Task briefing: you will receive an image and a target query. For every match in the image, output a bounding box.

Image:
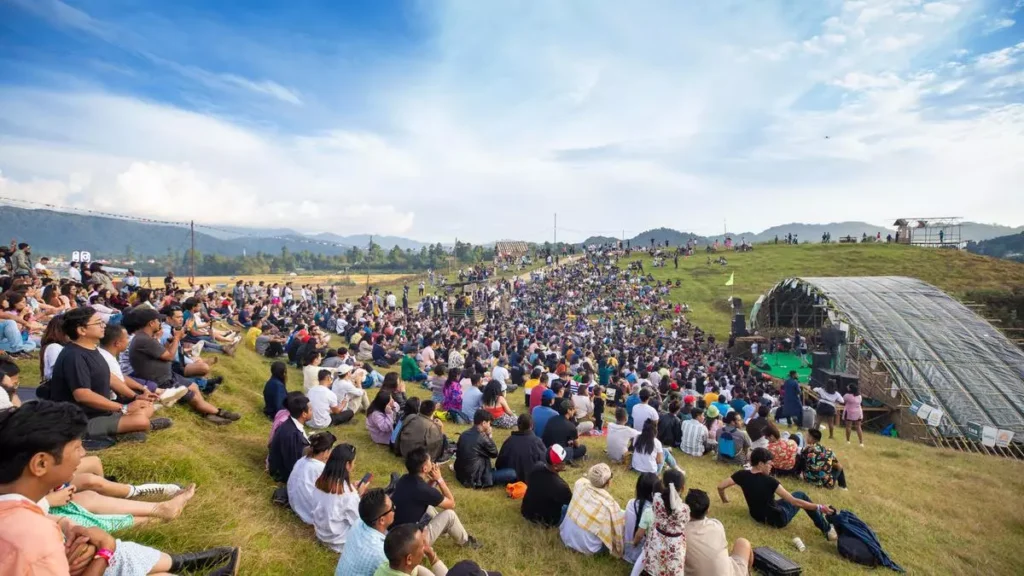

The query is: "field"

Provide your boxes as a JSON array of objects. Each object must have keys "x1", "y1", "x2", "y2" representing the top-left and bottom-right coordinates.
[
  {"x1": 627, "y1": 243, "x2": 1024, "y2": 337},
  {"x1": 15, "y1": 244, "x2": 1024, "y2": 575},
  {"x1": 153, "y1": 272, "x2": 420, "y2": 289}
]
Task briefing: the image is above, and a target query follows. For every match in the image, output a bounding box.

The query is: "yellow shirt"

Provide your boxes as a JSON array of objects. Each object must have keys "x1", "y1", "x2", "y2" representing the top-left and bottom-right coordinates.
[
  {"x1": 703, "y1": 392, "x2": 719, "y2": 406},
  {"x1": 244, "y1": 327, "x2": 262, "y2": 350},
  {"x1": 524, "y1": 378, "x2": 540, "y2": 392}
]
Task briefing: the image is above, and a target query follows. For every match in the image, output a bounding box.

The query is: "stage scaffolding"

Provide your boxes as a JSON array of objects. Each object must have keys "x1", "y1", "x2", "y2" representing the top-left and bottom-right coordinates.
[{"x1": 893, "y1": 217, "x2": 963, "y2": 249}]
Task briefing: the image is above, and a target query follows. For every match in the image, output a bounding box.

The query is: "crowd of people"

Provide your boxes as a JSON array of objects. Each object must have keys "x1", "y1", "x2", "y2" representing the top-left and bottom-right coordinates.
[{"x1": 0, "y1": 239, "x2": 903, "y2": 575}]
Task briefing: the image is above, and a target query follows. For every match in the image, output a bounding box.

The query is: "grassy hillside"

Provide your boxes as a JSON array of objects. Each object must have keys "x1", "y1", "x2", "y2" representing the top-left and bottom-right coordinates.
[
  {"x1": 629, "y1": 243, "x2": 1024, "y2": 337},
  {"x1": 11, "y1": 244, "x2": 1024, "y2": 576}
]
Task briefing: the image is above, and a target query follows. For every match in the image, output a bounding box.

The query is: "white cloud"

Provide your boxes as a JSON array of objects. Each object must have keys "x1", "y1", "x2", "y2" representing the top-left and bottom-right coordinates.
[
  {"x1": 1, "y1": 0, "x2": 1022, "y2": 242},
  {"x1": 983, "y1": 18, "x2": 1015, "y2": 33},
  {"x1": 975, "y1": 42, "x2": 1024, "y2": 70}
]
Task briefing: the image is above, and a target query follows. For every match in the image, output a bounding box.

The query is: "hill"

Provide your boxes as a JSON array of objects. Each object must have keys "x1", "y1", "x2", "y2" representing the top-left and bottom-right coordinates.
[
  {"x1": 10, "y1": 245, "x2": 1024, "y2": 575},
  {"x1": 309, "y1": 232, "x2": 427, "y2": 251},
  {"x1": 0, "y1": 206, "x2": 420, "y2": 258},
  {"x1": 967, "y1": 232, "x2": 1024, "y2": 263},
  {"x1": 584, "y1": 221, "x2": 1024, "y2": 248}
]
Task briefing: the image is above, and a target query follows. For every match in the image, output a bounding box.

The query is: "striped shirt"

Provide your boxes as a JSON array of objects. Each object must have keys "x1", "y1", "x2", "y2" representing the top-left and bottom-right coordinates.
[{"x1": 680, "y1": 419, "x2": 709, "y2": 457}]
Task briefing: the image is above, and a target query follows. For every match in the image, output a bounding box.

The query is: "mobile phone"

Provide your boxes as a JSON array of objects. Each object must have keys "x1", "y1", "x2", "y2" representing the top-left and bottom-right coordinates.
[{"x1": 359, "y1": 472, "x2": 373, "y2": 485}]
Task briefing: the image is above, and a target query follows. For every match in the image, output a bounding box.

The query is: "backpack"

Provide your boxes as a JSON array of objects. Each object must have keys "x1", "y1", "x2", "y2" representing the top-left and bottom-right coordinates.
[
  {"x1": 838, "y1": 534, "x2": 878, "y2": 567},
  {"x1": 718, "y1": 429, "x2": 737, "y2": 460}
]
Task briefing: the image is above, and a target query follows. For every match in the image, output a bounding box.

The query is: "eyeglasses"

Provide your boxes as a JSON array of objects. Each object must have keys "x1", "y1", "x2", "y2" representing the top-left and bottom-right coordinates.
[
  {"x1": 372, "y1": 504, "x2": 395, "y2": 522},
  {"x1": 86, "y1": 320, "x2": 107, "y2": 327}
]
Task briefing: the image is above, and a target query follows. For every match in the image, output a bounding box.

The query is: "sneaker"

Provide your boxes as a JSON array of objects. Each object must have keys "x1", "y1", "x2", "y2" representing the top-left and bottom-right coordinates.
[
  {"x1": 159, "y1": 386, "x2": 189, "y2": 407},
  {"x1": 216, "y1": 409, "x2": 241, "y2": 422},
  {"x1": 203, "y1": 377, "x2": 224, "y2": 396},
  {"x1": 149, "y1": 418, "x2": 173, "y2": 431},
  {"x1": 826, "y1": 526, "x2": 838, "y2": 542},
  {"x1": 133, "y1": 483, "x2": 182, "y2": 498},
  {"x1": 465, "y1": 535, "x2": 482, "y2": 550},
  {"x1": 204, "y1": 414, "x2": 232, "y2": 426}
]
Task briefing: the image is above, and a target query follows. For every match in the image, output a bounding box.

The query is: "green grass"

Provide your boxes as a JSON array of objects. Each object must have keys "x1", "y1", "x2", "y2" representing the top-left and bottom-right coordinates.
[
  {"x1": 626, "y1": 243, "x2": 1024, "y2": 337},
  {"x1": 14, "y1": 245, "x2": 1024, "y2": 575}
]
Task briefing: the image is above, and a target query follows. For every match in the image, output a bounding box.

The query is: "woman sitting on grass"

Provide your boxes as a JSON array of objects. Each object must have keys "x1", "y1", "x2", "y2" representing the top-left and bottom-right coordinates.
[
  {"x1": 366, "y1": 390, "x2": 398, "y2": 446},
  {"x1": 442, "y1": 368, "x2": 467, "y2": 424},
  {"x1": 287, "y1": 431, "x2": 337, "y2": 525},
  {"x1": 481, "y1": 379, "x2": 517, "y2": 428},
  {"x1": 263, "y1": 361, "x2": 288, "y2": 419},
  {"x1": 311, "y1": 444, "x2": 370, "y2": 553},
  {"x1": 624, "y1": 472, "x2": 659, "y2": 564}
]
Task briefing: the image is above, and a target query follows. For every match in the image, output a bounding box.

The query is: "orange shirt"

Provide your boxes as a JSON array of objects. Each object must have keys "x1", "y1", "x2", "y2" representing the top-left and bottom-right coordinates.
[{"x1": 0, "y1": 496, "x2": 70, "y2": 576}]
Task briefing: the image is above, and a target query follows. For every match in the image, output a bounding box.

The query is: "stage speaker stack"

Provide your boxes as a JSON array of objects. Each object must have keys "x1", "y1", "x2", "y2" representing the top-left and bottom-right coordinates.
[
  {"x1": 836, "y1": 373, "x2": 859, "y2": 395},
  {"x1": 811, "y1": 368, "x2": 828, "y2": 387},
  {"x1": 811, "y1": 351, "x2": 832, "y2": 370},
  {"x1": 732, "y1": 314, "x2": 747, "y2": 337}
]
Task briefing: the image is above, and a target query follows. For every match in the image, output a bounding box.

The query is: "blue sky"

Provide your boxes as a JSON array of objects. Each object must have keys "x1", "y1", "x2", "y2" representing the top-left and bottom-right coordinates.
[{"x1": 1, "y1": 0, "x2": 1022, "y2": 243}]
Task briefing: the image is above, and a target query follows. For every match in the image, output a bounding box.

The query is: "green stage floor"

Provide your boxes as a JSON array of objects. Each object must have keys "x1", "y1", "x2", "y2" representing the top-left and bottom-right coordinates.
[{"x1": 754, "y1": 351, "x2": 812, "y2": 383}]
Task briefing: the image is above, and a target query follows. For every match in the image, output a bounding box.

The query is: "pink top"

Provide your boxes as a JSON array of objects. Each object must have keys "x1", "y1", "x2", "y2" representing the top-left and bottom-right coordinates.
[{"x1": 843, "y1": 394, "x2": 863, "y2": 420}]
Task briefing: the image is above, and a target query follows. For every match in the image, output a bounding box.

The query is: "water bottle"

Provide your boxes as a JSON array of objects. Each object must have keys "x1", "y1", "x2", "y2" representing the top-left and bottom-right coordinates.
[{"x1": 792, "y1": 537, "x2": 806, "y2": 552}]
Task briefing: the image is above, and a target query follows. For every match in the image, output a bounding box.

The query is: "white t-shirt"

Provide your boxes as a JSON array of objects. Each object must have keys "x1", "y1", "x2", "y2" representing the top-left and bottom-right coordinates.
[
  {"x1": 631, "y1": 403, "x2": 659, "y2": 432},
  {"x1": 312, "y1": 485, "x2": 361, "y2": 553},
  {"x1": 97, "y1": 347, "x2": 123, "y2": 380},
  {"x1": 631, "y1": 438, "x2": 663, "y2": 473},
  {"x1": 814, "y1": 388, "x2": 845, "y2": 408},
  {"x1": 0, "y1": 387, "x2": 12, "y2": 410},
  {"x1": 43, "y1": 344, "x2": 64, "y2": 382},
  {"x1": 491, "y1": 365, "x2": 509, "y2": 386},
  {"x1": 308, "y1": 385, "x2": 339, "y2": 429},
  {"x1": 560, "y1": 513, "x2": 605, "y2": 555},
  {"x1": 332, "y1": 378, "x2": 365, "y2": 409},
  {"x1": 287, "y1": 457, "x2": 325, "y2": 525},
  {"x1": 606, "y1": 423, "x2": 640, "y2": 462}
]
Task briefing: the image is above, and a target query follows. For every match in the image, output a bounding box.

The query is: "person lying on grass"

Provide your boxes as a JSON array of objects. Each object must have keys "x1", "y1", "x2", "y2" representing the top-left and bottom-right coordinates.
[
  {"x1": 716, "y1": 447, "x2": 838, "y2": 541},
  {"x1": 0, "y1": 400, "x2": 241, "y2": 576}
]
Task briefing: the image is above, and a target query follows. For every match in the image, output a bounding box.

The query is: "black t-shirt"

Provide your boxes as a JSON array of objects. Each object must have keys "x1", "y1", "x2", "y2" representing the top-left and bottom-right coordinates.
[
  {"x1": 541, "y1": 415, "x2": 578, "y2": 449},
  {"x1": 48, "y1": 343, "x2": 112, "y2": 419},
  {"x1": 129, "y1": 332, "x2": 173, "y2": 385},
  {"x1": 521, "y1": 462, "x2": 573, "y2": 526},
  {"x1": 510, "y1": 366, "x2": 525, "y2": 386},
  {"x1": 391, "y1": 474, "x2": 444, "y2": 526},
  {"x1": 731, "y1": 470, "x2": 786, "y2": 526}
]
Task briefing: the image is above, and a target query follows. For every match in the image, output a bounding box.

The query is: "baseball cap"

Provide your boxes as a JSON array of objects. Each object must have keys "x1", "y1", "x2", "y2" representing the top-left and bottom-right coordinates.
[
  {"x1": 541, "y1": 389, "x2": 555, "y2": 401},
  {"x1": 548, "y1": 444, "x2": 567, "y2": 466}
]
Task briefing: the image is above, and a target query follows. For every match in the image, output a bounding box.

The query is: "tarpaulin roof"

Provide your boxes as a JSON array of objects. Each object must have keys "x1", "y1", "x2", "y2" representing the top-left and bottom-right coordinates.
[{"x1": 761, "y1": 276, "x2": 1024, "y2": 439}]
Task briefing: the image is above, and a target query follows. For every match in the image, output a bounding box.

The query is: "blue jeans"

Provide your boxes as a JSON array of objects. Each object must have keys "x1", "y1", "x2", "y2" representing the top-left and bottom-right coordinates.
[
  {"x1": 658, "y1": 448, "x2": 680, "y2": 473},
  {"x1": 492, "y1": 468, "x2": 517, "y2": 485},
  {"x1": 776, "y1": 491, "x2": 832, "y2": 537},
  {"x1": 0, "y1": 320, "x2": 35, "y2": 353}
]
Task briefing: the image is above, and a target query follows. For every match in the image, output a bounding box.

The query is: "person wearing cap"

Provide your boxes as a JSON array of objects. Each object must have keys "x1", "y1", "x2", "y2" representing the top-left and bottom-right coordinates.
[
  {"x1": 560, "y1": 463, "x2": 626, "y2": 558},
  {"x1": 521, "y1": 444, "x2": 573, "y2": 527},
  {"x1": 334, "y1": 364, "x2": 371, "y2": 414},
  {"x1": 531, "y1": 389, "x2": 559, "y2": 438}
]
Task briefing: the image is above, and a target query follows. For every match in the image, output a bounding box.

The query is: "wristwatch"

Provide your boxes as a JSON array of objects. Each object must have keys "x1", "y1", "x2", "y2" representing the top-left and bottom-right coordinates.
[{"x1": 120, "y1": 404, "x2": 129, "y2": 415}]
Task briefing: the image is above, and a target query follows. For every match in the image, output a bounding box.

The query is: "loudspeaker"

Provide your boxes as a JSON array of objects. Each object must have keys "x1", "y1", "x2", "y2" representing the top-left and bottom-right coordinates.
[
  {"x1": 822, "y1": 328, "x2": 846, "y2": 348},
  {"x1": 811, "y1": 351, "x2": 832, "y2": 370},
  {"x1": 811, "y1": 368, "x2": 827, "y2": 387},
  {"x1": 836, "y1": 373, "x2": 859, "y2": 395},
  {"x1": 732, "y1": 314, "x2": 747, "y2": 336}
]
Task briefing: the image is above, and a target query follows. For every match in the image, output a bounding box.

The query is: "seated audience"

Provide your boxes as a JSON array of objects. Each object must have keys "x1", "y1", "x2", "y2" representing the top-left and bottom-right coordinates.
[
  {"x1": 657, "y1": 399, "x2": 683, "y2": 449},
  {"x1": 716, "y1": 411, "x2": 752, "y2": 466},
  {"x1": 684, "y1": 489, "x2": 752, "y2": 576},
  {"x1": 766, "y1": 428, "x2": 801, "y2": 477},
  {"x1": 377, "y1": 523, "x2": 448, "y2": 576},
  {"x1": 531, "y1": 390, "x2": 559, "y2": 438},
  {"x1": 633, "y1": 469, "x2": 689, "y2": 576},
  {"x1": 481, "y1": 379, "x2": 517, "y2": 429},
  {"x1": 391, "y1": 448, "x2": 480, "y2": 548},
  {"x1": 263, "y1": 360, "x2": 288, "y2": 419},
  {"x1": 680, "y1": 407, "x2": 710, "y2": 457},
  {"x1": 623, "y1": 472, "x2": 659, "y2": 564},
  {"x1": 312, "y1": 444, "x2": 368, "y2": 553},
  {"x1": 397, "y1": 400, "x2": 449, "y2": 463},
  {"x1": 287, "y1": 431, "x2": 337, "y2": 524},
  {"x1": 269, "y1": 393, "x2": 312, "y2": 483},
  {"x1": 309, "y1": 368, "x2": 355, "y2": 429},
  {"x1": 521, "y1": 445, "x2": 573, "y2": 527},
  {"x1": 560, "y1": 463, "x2": 625, "y2": 558},
  {"x1": 801, "y1": 428, "x2": 847, "y2": 489},
  {"x1": 542, "y1": 398, "x2": 588, "y2": 464},
  {"x1": 496, "y1": 413, "x2": 547, "y2": 484},
  {"x1": 366, "y1": 390, "x2": 399, "y2": 446},
  {"x1": 716, "y1": 447, "x2": 837, "y2": 541},
  {"x1": 607, "y1": 407, "x2": 640, "y2": 463},
  {"x1": 455, "y1": 410, "x2": 516, "y2": 488},
  {"x1": 334, "y1": 488, "x2": 395, "y2": 576}
]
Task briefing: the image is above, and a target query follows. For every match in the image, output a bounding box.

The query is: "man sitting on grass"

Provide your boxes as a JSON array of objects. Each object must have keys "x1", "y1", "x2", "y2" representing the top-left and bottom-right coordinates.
[
  {"x1": 684, "y1": 488, "x2": 752, "y2": 576},
  {"x1": 46, "y1": 307, "x2": 163, "y2": 439},
  {"x1": 335, "y1": 488, "x2": 397, "y2": 576},
  {"x1": 521, "y1": 444, "x2": 573, "y2": 527},
  {"x1": 375, "y1": 523, "x2": 448, "y2": 576},
  {"x1": 308, "y1": 369, "x2": 355, "y2": 429},
  {"x1": 495, "y1": 413, "x2": 547, "y2": 484},
  {"x1": 391, "y1": 448, "x2": 480, "y2": 549},
  {"x1": 716, "y1": 447, "x2": 837, "y2": 541},
  {"x1": 454, "y1": 410, "x2": 516, "y2": 489},
  {"x1": 128, "y1": 308, "x2": 239, "y2": 426},
  {"x1": 269, "y1": 393, "x2": 313, "y2": 483}
]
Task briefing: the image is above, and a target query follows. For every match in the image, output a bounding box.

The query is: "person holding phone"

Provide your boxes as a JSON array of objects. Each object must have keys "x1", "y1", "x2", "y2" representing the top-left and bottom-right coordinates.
[
  {"x1": 311, "y1": 444, "x2": 370, "y2": 553},
  {"x1": 391, "y1": 448, "x2": 481, "y2": 549}
]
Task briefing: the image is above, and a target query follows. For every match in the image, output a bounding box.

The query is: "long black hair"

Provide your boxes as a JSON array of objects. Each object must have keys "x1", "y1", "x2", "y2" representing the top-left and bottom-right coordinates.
[
  {"x1": 635, "y1": 418, "x2": 658, "y2": 455},
  {"x1": 660, "y1": 469, "x2": 685, "y2": 515},
  {"x1": 270, "y1": 361, "x2": 287, "y2": 384},
  {"x1": 482, "y1": 380, "x2": 504, "y2": 406},
  {"x1": 367, "y1": 389, "x2": 393, "y2": 417},
  {"x1": 633, "y1": 472, "x2": 659, "y2": 534},
  {"x1": 315, "y1": 443, "x2": 357, "y2": 495}
]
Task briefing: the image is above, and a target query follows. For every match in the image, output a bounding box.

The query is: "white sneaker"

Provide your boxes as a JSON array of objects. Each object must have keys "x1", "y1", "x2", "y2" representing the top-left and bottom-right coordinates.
[
  {"x1": 859, "y1": 443, "x2": 865, "y2": 448},
  {"x1": 134, "y1": 483, "x2": 182, "y2": 498},
  {"x1": 827, "y1": 526, "x2": 838, "y2": 542},
  {"x1": 159, "y1": 386, "x2": 189, "y2": 407}
]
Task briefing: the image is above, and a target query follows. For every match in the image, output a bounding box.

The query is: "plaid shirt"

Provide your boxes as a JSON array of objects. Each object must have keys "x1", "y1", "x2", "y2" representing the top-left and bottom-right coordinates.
[
  {"x1": 680, "y1": 419, "x2": 709, "y2": 457},
  {"x1": 566, "y1": 478, "x2": 626, "y2": 558}
]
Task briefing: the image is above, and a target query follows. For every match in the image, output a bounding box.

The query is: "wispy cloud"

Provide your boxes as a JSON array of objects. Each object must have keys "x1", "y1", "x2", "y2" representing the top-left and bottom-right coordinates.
[{"x1": 0, "y1": 0, "x2": 1022, "y2": 241}]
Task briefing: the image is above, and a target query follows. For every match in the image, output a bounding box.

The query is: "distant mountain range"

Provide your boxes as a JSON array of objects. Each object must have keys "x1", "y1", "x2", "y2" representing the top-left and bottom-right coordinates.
[
  {"x1": 2, "y1": 205, "x2": 1021, "y2": 261},
  {"x1": 0, "y1": 206, "x2": 429, "y2": 258},
  {"x1": 967, "y1": 232, "x2": 1024, "y2": 263},
  {"x1": 584, "y1": 221, "x2": 1024, "y2": 247}
]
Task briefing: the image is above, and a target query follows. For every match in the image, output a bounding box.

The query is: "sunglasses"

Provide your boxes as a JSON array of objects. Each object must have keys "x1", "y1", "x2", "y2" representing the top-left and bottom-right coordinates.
[{"x1": 372, "y1": 504, "x2": 396, "y2": 522}]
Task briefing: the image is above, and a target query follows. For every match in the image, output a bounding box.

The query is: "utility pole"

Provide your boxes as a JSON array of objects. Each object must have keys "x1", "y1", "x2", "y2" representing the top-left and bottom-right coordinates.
[
  {"x1": 366, "y1": 235, "x2": 372, "y2": 290},
  {"x1": 189, "y1": 220, "x2": 195, "y2": 284},
  {"x1": 554, "y1": 213, "x2": 557, "y2": 247}
]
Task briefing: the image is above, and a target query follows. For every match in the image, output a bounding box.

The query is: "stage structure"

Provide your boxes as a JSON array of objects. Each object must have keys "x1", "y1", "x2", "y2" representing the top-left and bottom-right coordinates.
[
  {"x1": 750, "y1": 276, "x2": 1024, "y2": 458},
  {"x1": 892, "y1": 217, "x2": 963, "y2": 248},
  {"x1": 494, "y1": 241, "x2": 530, "y2": 263}
]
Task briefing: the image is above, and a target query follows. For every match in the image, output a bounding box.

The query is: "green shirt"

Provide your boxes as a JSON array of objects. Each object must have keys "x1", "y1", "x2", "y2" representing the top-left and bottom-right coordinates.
[
  {"x1": 373, "y1": 563, "x2": 408, "y2": 576},
  {"x1": 401, "y1": 355, "x2": 422, "y2": 380}
]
